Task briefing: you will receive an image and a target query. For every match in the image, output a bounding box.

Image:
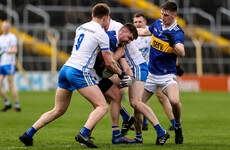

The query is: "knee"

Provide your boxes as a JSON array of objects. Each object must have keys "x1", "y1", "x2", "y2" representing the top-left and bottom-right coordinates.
[
  {"x1": 8, "y1": 84, "x2": 14, "y2": 91},
  {"x1": 53, "y1": 107, "x2": 67, "y2": 117},
  {"x1": 170, "y1": 98, "x2": 181, "y2": 107},
  {"x1": 130, "y1": 100, "x2": 139, "y2": 109},
  {"x1": 110, "y1": 91, "x2": 122, "y2": 103},
  {"x1": 101, "y1": 104, "x2": 109, "y2": 114}
]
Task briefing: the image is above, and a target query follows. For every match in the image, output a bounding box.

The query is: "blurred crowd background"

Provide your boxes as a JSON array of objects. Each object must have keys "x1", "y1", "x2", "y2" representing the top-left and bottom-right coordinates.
[{"x1": 0, "y1": 0, "x2": 229, "y2": 75}]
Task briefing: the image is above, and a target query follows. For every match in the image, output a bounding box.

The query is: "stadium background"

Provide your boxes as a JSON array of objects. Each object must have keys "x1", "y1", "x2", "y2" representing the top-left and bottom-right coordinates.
[
  {"x1": 0, "y1": 1, "x2": 230, "y2": 150},
  {"x1": 0, "y1": 0, "x2": 230, "y2": 91}
]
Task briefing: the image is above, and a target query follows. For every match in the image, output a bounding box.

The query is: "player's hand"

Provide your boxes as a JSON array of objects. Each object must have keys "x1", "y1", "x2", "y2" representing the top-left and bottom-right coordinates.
[
  {"x1": 176, "y1": 65, "x2": 184, "y2": 77},
  {"x1": 120, "y1": 75, "x2": 135, "y2": 88},
  {"x1": 165, "y1": 33, "x2": 175, "y2": 47},
  {"x1": 102, "y1": 68, "x2": 114, "y2": 78}
]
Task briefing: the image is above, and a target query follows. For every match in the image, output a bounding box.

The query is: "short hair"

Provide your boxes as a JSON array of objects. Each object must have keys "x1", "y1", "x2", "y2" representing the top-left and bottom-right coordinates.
[
  {"x1": 92, "y1": 3, "x2": 110, "y2": 19},
  {"x1": 2, "y1": 20, "x2": 11, "y2": 25},
  {"x1": 133, "y1": 12, "x2": 146, "y2": 20},
  {"x1": 161, "y1": 1, "x2": 178, "y2": 12},
  {"x1": 121, "y1": 23, "x2": 138, "y2": 40}
]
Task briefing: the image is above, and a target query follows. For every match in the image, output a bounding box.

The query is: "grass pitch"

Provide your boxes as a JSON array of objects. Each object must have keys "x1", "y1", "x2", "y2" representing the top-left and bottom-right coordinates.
[{"x1": 0, "y1": 91, "x2": 230, "y2": 149}]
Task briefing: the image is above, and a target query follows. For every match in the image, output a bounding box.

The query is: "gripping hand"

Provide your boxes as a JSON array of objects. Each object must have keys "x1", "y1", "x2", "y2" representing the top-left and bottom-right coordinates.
[
  {"x1": 120, "y1": 75, "x2": 135, "y2": 88},
  {"x1": 176, "y1": 65, "x2": 184, "y2": 77},
  {"x1": 165, "y1": 33, "x2": 175, "y2": 47}
]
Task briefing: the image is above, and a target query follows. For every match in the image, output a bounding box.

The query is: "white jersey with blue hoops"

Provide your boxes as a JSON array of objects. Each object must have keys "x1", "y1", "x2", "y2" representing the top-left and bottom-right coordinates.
[
  {"x1": 65, "y1": 21, "x2": 110, "y2": 72},
  {"x1": 108, "y1": 19, "x2": 146, "y2": 68},
  {"x1": 133, "y1": 26, "x2": 151, "y2": 64},
  {"x1": 0, "y1": 32, "x2": 17, "y2": 66}
]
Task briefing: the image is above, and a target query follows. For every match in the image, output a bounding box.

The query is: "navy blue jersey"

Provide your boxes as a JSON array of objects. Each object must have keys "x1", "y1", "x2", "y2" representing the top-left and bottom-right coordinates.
[
  {"x1": 148, "y1": 19, "x2": 184, "y2": 75},
  {"x1": 106, "y1": 31, "x2": 118, "y2": 53}
]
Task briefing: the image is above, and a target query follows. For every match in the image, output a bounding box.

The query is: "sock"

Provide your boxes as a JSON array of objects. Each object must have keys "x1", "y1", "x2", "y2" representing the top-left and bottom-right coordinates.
[
  {"x1": 135, "y1": 132, "x2": 142, "y2": 140},
  {"x1": 112, "y1": 126, "x2": 121, "y2": 137},
  {"x1": 14, "y1": 101, "x2": 20, "y2": 108},
  {"x1": 80, "y1": 126, "x2": 91, "y2": 136},
  {"x1": 120, "y1": 108, "x2": 130, "y2": 122},
  {"x1": 143, "y1": 116, "x2": 147, "y2": 126},
  {"x1": 4, "y1": 99, "x2": 10, "y2": 106},
  {"x1": 175, "y1": 122, "x2": 181, "y2": 128},
  {"x1": 170, "y1": 119, "x2": 175, "y2": 127},
  {"x1": 154, "y1": 124, "x2": 165, "y2": 137},
  {"x1": 26, "y1": 126, "x2": 37, "y2": 138}
]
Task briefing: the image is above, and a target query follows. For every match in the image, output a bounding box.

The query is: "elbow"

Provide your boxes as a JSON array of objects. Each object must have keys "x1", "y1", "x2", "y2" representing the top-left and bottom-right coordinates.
[
  {"x1": 179, "y1": 52, "x2": 185, "y2": 58},
  {"x1": 104, "y1": 60, "x2": 113, "y2": 68}
]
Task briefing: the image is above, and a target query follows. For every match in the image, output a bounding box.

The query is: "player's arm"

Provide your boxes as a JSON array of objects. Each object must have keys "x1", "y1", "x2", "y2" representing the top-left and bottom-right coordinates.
[
  {"x1": 101, "y1": 50, "x2": 122, "y2": 76},
  {"x1": 5, "y1": 45, "x2": 18, "y2": 54},
  {"x1": 137, "y1": 28, "x2": 151, "y2": 36},
  {"x1": 165, "y1": 33, "x2": 185, "y2": 58},
  {"x1": 118, "y1": 58, "x2": 133, "y2": 76},
  {"x1": 113, "y1": 46, "x2": 125, "y2": 61},
  {"x1": 174, "y1": 43, "x2": 185, "y2": 58}
]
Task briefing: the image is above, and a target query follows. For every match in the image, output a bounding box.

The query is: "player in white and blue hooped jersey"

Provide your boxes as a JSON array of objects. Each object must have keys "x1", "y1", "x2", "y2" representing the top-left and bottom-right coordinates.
[
  {"x1": 137, "y1": 1, "x2": 185, "y2": 145},
  {"x1": 105, "y1": 18, "x2": 171, "y2": 144},
  {"x1": 0, "y1": 20, "x2": 21, "y2": 112},
  {"x1": 19, "y1": 4, "x2": 122, "y2": 148},
  {"x1": 89, "y1": 23, "x2": 138, "y2": 144}
]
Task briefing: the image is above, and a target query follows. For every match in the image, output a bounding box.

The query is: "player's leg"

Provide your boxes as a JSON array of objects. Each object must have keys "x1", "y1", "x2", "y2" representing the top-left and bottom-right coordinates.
[
  {"x1": 156, "y1": 88, "x2": 175, "y2": 130},
  {"x1": 6, "y1": 74, "x2": 21, "y2": 112},
  {"x1": 19, "y1": 87, "x2": 73, "y2": 146},
  {"x1": 129, "y1": 81, "x2": 169, "y2": 145},
  {"x1": 75, "y1": 85, "x2": 108, "y2": 148},
  {"x1": 104, "y1": 84, "x2": 135, "y2": 144},
  {"x1": 78, "y1": 85, "x2": 108, "y2": 129},
  {"x1": 109, "y1": 75, "x2": 135, "y2": 135},
  {"x1": 163, "y1": 83, "x2": 183, "y2": 144},
  {"x1": 142, "y1": 101, "x2": 149, "y2": 130},
  {"x1": 0, "y1": 74, "x2": 12, "y2": 112}
]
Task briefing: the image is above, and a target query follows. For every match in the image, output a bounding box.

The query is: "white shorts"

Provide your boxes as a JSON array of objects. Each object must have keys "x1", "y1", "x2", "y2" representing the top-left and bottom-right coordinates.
[{"x1": 145, "y1": 73, "x2": 178, "y2": 93}]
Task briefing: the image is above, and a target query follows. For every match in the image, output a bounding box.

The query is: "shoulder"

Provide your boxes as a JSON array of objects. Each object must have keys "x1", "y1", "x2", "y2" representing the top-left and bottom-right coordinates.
[
  {"x1": 109, "y1": 20, "x2": 123, "y2": 31},
  {"x1": 172, "y1": 25, "x2": 184, "y2": 33},
  {"x1": 9, "y1": 33, "x2": 17, "y2": 39},
  {"x1": 149, "y1": 19, "x2": 162, "y2": 30}
]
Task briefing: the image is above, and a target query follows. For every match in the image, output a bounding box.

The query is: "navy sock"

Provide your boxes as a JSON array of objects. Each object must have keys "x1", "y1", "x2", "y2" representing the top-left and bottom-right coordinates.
[
  {"x1": 175, "y1": 122, "x2": 181, "y2": 128},
  {"x1": 154, "y1": 124, "x2": 165, "y2": 137},
  {"x1": 26, "y1": 126, "x2": 37, "y2": 138},
  {"x1": 143, "y1": 116, "x2": 147, "y2": 126},
  {"x1": 14, "y1": 101, "x2": 20, "y2": 108},
  {"x1": 4, "y1": 99, "x2": 10, "y2": 106},
  {"x1": 120, "y1": 108, "x2": 130, "y2": 122},
  {"x1": 80, "y1": 126, "x2": 91, "y2": 136},
  {"x1": 112, "y1": 126, "x2": 121, "y2": 137},
  {"x1": 135, "y1": 132, "x2": 142, "y2": 140},
  {"x1": 170, "y1": 119, "x2": 175, "y2": 127}
]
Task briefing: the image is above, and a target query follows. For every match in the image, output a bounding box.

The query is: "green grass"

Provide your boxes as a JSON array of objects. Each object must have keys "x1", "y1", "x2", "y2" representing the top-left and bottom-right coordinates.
[{"x1": 0, "y1": 91, "x2": 230, "y2": 149}]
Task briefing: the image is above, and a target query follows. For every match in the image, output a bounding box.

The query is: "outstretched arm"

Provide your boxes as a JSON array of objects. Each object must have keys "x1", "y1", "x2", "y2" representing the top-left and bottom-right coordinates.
[{"x1": 137, "y1": 28, "x2": 152, "y2": 36}]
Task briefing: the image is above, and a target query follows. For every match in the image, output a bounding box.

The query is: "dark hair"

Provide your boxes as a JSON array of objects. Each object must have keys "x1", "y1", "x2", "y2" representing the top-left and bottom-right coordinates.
[
  {"x1": 133, "y1": 12, "x2": 146, "y2": 20},
  {"x1": 161, "y1": 1, "x2": 178, "y2": 12},
  {"x1": 92, "y1": 3, "x2": 110, "y2": 19},
  {"x1": 122, "y1": 23, "x2": 138, "y2": 40}
]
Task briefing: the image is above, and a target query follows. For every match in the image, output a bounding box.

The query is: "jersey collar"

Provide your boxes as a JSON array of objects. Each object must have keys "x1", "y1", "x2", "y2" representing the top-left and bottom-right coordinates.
[
  {"x1": 162, "y1": 20, "x2": 177, "y2": 31},
  {"x1": 90, "y1": 21, "x2": 103, "y2": 29}
]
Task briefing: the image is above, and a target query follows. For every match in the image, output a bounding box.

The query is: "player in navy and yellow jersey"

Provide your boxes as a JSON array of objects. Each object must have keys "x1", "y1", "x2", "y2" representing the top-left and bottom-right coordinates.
[
  {"x1": 137, "y1": 1, "x2": 184, "y2": 144},
  {"x1": 105, "y1": 17, "x2": 170, "y2": 145}
]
